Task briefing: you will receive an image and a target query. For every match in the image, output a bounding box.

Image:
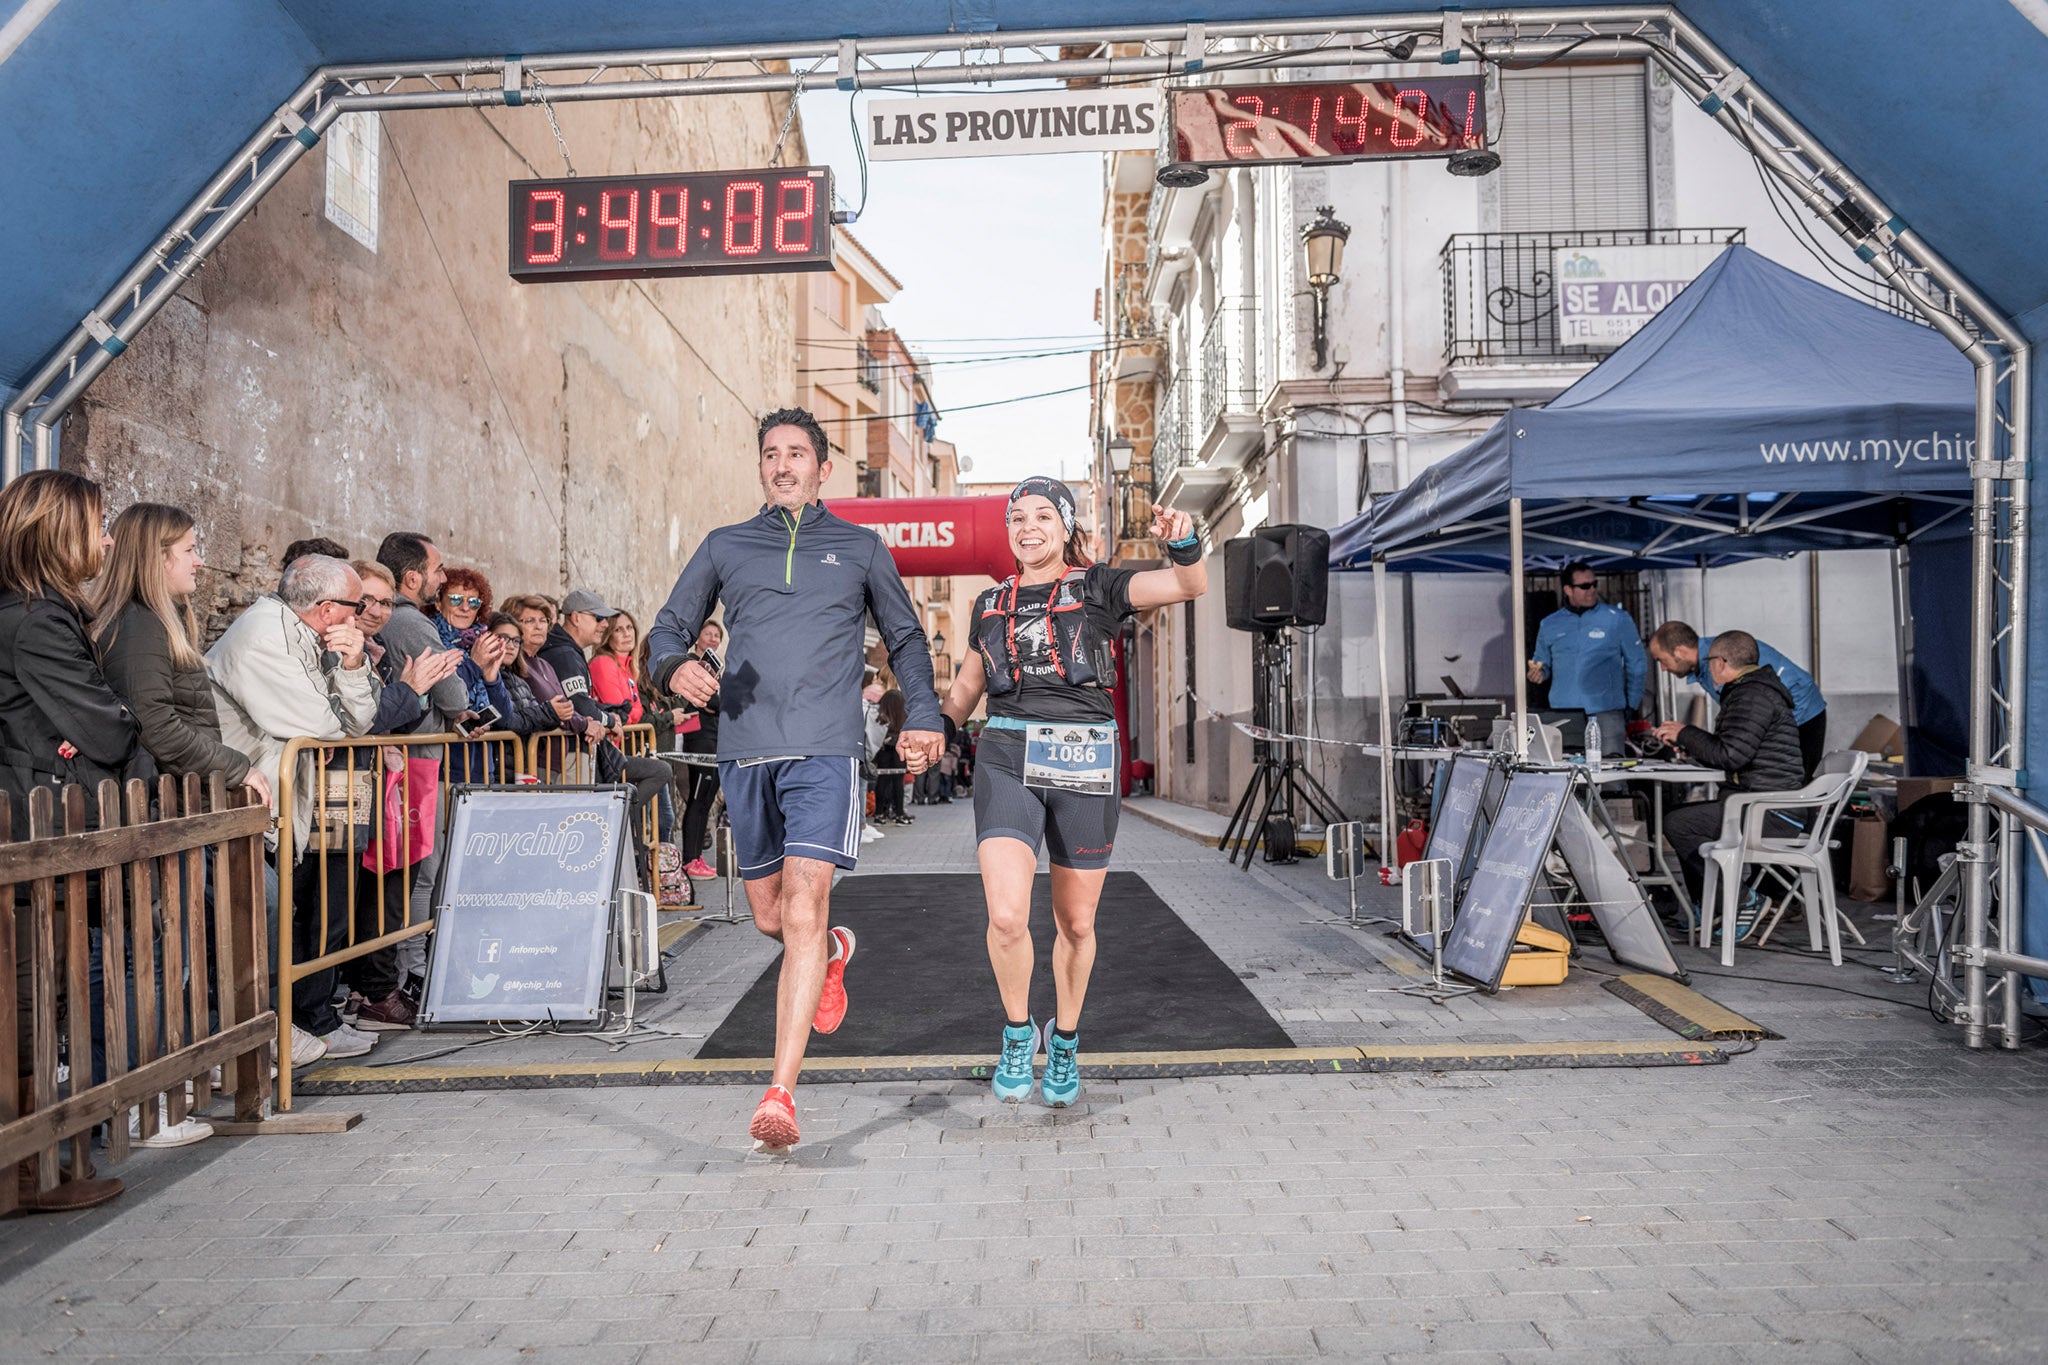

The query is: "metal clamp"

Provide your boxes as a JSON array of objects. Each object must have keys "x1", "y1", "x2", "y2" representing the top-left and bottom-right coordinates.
[
  {"x1": 276, "y1": 104, "x2": 320, "y2": 148},
  {"x1": 502, "y1": 58, "x2": 525, "y2": 105},
  {"x1": 1698, "y1": 66, "x2": 1750, "y2": 116},
  {"x1": 1181, "y1": 23, "x2": 1205, "y2": 72},
  {"x1": 81, "y1": 310, "x2": 125, "y2": 358},
  {"x1": 1439, "y1": 9, "x2": 1463, "y2": 63},
  {"x1": 1970, "y1": 460, "x2": 2031, "y2": 482},
  {"x1": 836, "y1": 38, "x2": 858, "y2": 90}
]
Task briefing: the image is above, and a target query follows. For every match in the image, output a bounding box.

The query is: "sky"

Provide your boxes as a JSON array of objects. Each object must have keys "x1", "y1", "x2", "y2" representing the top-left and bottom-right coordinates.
[{"x1": 797, "y1": 88, "x2": 1104, "y2": 487}]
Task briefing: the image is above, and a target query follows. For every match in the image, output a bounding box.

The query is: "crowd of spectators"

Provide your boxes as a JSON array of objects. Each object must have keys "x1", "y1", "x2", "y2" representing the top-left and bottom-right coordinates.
[{"x1": 0, "y1": 470, "x2": 728, "y2": 1209}]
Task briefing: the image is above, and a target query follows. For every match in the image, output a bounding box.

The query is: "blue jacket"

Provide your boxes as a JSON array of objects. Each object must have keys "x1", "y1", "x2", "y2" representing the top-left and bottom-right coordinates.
[
  {"x1": 1533, "y1": 601, "x2": 1646, "y2": 714},
  {"x1": 1694, "y1": 634, "x2": 1826, "y2": 726},
  {"x1": 646, "y1": 502, "x2": 942, "y2": 761}
]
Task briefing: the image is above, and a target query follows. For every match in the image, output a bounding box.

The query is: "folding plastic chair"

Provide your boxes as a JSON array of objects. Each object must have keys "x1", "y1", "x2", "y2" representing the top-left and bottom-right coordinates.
[{"x1": 1698, "y1": 750, "x2": 1869, "y2": 967}]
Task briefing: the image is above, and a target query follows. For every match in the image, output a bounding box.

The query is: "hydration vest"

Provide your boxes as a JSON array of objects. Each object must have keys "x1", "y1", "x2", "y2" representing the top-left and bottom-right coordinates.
[{"x1": 974, "y1": 567, "x2": 1116, "y2": 697}]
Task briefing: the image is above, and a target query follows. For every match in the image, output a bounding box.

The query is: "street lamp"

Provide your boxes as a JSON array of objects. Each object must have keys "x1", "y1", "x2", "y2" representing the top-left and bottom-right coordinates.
[
  {"x1": 931, "y1": 630, "x2": 947, "y2": 656},
  {"x1": 1106, "y1": 437, "x2": 1135, "y2": 474},
  {"x1": 1300, "y1": 205, "x2": 1351, "y2": 371}
]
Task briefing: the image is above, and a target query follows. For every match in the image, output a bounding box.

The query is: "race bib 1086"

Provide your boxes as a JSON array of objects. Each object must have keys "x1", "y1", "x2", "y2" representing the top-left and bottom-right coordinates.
[{"x1": 1023, "y1": 723, "x2": 1116, "y2": 795}]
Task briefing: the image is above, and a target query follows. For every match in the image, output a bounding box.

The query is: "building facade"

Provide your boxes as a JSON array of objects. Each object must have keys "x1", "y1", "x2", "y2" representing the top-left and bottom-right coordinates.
[
  {"x1": 796, "y1": 228, "x2": 962, "y2": 683},
  {"x1": 1094, "y1": 50, "x2": 1910, "y2": 820},
  {"x1": 68, "y1": 90, "x2": 811, "y2": 635}
]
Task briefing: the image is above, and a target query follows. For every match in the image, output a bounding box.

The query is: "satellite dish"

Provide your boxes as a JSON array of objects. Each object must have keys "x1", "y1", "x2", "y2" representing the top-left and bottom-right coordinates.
[{"x1": 959, "y1": 454, "x2": 974, "y2": 473}]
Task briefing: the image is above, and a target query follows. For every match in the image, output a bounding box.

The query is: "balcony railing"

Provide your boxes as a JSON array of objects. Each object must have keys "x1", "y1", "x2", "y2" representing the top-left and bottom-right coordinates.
[
  {"x1": 1198, "y1": 302, "x2": 1260, "y2": 437},
  {"x1": 1441, "y1": 228, "x2": 1745, "y2": 365},
  {"x1": 856, "y1": 340, "x2": 881, "y2": 392},
  {"x1": 1153, "y1": 370, "x2": 1189, "y2": 486},
  {"x1": 1118, "y1": 475, "x2": 1157, "y2": 543}
]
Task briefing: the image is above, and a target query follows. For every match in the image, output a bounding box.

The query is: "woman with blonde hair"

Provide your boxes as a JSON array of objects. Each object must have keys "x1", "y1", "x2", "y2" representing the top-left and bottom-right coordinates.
[
  {"x1": 0, "y1": 469, "x2": 136, "y2": 1212},
  {"x1": 94, "y1": 503, "x2": 270, "y2": 806}
]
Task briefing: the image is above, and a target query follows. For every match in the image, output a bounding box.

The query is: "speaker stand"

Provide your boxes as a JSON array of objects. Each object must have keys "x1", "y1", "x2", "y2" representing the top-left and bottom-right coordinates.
[{"x1": 1220, "y1": 629, "x2": 1353, "y2": 870}]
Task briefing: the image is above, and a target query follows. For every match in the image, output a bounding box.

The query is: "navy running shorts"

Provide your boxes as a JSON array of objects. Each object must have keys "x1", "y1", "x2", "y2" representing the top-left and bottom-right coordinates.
[
  {"x1": 972, "y1": 728, "x2": 1120, "y2": 870},
  {"x1": 717, "y1": 755, "x2": 865, "y2": 880}
]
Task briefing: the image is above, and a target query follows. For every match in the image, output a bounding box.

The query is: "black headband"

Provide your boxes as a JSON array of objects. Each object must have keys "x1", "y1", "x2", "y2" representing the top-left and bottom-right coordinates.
[{"x1": 1008, "y1": 476, "x2": 1076, "y2": 534}]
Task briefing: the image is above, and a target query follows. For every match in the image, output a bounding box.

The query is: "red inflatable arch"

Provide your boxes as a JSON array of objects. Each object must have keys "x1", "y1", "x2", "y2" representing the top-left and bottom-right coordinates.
[{"x1": 827, "y1": 496, "x2": 1015, "y2": 581}]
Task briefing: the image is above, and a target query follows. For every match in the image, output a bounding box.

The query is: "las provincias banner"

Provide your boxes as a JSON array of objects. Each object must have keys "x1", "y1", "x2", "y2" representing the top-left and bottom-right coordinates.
[{"x1": 864, "y1": 89, "x2": 1160, "y2": 161}]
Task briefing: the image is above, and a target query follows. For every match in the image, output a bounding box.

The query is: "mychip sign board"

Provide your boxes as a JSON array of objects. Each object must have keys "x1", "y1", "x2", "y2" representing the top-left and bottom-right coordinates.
[
  {"x1": 1441, "y1": 769, "x2": 1572, "y2": 991},
  {"x1": 421, "y1": 787, "x2": 631, "y2": 1027},
  {"x1": 1554, "y1": 241, "x2": 1730, "y2": 349}
]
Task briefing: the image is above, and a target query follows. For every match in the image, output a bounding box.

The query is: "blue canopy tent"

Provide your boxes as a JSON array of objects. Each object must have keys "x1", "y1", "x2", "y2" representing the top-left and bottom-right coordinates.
[
  {"x1": 2, "y1": 0, "x2": 2043, "y2": 1029},
  {"x1": 1335, "y1": 245, "x2": 1975, "y2": 573},
  {"x1": 1328, "y1": 243, "x2": 1977, "y2": 871}
]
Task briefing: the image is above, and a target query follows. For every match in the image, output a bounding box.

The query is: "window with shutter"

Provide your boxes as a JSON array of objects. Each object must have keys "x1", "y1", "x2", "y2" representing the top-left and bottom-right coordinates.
[{"x1": 1497, "y1": 67, "x2": 1649, "y2": 231}]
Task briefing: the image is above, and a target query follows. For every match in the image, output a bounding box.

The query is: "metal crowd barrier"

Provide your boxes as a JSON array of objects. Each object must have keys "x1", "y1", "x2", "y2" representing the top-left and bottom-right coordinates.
[
  {"x1": 1, "y1": 775, "x2": 275, "y2": 1211},
  {"x1": 275, "y1": 729, "x2": 523, "y2": 1108},
  {"x1": 275, "y1": 723, "x2": 720, "y2": 1106}
]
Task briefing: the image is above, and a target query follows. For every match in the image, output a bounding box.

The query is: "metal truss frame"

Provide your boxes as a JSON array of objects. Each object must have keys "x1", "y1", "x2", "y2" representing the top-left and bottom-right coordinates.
[{"x1": 0, "y1": 6, "x2": 2033, "y2": 1045}]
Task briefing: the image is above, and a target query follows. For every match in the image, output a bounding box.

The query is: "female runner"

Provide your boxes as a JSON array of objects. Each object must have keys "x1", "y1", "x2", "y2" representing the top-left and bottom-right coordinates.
[{"x1": 940, "y1": 477, "x2": 1206, "y2": 1106}]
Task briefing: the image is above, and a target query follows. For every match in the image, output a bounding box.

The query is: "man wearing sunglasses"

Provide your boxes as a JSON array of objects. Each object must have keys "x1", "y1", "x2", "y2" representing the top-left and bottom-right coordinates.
[{"x1": 1526, "y1": 561, "x2": 1647, "y2": 759}]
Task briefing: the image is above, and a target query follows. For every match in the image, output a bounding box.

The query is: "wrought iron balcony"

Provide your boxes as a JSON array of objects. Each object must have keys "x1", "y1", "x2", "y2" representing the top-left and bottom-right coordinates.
[
  {"x1": 856, "y1": 340, "x2": 881, "y2": 392},
  {"x1": 1153, "y1": 369, "x2": 1189, "y2": 487},
  {"x1": 1441, "y1": 228, "x2": 1745, "y2": 365},
  {"x1": 1198, "y1": 303, "x2": 1260, "y2": 438},
  {"x1": 1118, "y1": 475, "x2": 1157, "y2": 544}
]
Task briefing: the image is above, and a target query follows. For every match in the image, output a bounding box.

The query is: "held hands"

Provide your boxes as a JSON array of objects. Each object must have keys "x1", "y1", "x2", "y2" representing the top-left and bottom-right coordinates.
[
  {"x1": 548, "y1": 694, "x2": 576, "y2": 724},
  {"x1": 323, "y1": 622, "x2": 366, "y2": 670},
  {"x1": 897, "y1": 729, "x2": 944, "y2": 774},
  {"x1": 400, "y1": 647, "x2": 462, "y2": 695},
  {"x1": 1150, "y1": 505, "x2": 1195, "y2": 544},
  {"x1": 668, "y1": 659, "x2": 719, "y2": 707}
]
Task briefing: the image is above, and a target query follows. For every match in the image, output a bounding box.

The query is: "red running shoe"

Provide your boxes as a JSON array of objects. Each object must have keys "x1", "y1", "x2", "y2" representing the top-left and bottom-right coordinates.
[
  {"x1": 812, "y1": 926, "x2": 856, "y2": 1034},
  {"x1": 749, "y1": 1084, "x2": 799, "y2": 1151}
]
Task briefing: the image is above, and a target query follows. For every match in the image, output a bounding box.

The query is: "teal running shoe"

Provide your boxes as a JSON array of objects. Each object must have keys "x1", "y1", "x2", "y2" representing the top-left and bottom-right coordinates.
[
  {"x1": 992, "y1": 1019, "x2": 1038, "y2": 1103},
  {"x1": 1041, "y1": 1029, "x2": 1081, "y2": 1108}
]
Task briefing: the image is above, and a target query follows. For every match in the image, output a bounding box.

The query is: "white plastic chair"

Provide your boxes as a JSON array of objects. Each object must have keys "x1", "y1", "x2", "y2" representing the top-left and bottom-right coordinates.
[{"x1": 1697, "y1": 750, "x2": 1869, "y2": 966}]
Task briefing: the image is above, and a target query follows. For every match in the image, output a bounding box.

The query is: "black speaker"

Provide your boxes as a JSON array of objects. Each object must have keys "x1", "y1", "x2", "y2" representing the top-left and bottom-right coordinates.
[{"x1": 1224, "y1": 524, "x2": 1330, "y2": 631}]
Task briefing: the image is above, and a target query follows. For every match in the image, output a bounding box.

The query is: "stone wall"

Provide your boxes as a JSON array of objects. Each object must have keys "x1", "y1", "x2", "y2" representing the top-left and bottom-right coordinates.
[{"x1": 70, "y1": 90, "x2": 805, "y2": 636}]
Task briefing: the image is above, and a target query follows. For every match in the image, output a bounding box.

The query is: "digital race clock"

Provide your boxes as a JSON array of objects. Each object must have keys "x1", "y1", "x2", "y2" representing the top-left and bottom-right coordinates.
[
  {"x1": 1169, "y1": 76, "x2": 1486, "y2": 167},
  {"x1": 508, "y1": 166, "x2": 835, "y2": 283}
]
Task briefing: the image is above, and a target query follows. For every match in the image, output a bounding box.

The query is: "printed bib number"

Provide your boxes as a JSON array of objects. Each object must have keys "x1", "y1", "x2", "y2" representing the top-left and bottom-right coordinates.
[{"x1": 1023, "y1": 724, "x2": 1116, "y2": 795}]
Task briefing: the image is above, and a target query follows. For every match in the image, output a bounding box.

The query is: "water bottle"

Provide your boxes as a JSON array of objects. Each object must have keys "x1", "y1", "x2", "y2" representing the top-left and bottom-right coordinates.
[{"x1": 1585, "y1": 716, "x2": 1602, "y2": 773}]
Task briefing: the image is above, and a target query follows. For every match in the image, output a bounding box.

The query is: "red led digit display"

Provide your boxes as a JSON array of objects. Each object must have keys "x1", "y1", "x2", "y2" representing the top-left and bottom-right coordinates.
[
  {"x1": 1170, "y1": 76, "x2": 1486, "y2": 167},
  {"x1": 508, "y1": 166, "x2": 834, "y2": 282}
]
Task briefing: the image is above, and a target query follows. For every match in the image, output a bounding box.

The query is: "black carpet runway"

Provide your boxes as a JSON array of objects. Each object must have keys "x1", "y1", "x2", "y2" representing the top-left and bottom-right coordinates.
[{"x1": 696, "y1": 871, "x2": 1294, "y2": 1058}]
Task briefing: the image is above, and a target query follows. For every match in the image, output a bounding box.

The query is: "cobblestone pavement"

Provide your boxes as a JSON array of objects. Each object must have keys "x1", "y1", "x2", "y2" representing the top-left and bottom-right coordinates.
[{"x1": 4, "y1": 801, "x2": 2047, "y2": 1363}]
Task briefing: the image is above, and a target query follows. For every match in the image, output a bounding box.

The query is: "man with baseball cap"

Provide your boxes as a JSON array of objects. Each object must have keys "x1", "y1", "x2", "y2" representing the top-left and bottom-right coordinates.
[
  {"x1": 541, "y1": 587, "x2": 672, "y2": 849},
  {"x1": 648, "y1": 406, "x2": 945, "y2": 1153}
]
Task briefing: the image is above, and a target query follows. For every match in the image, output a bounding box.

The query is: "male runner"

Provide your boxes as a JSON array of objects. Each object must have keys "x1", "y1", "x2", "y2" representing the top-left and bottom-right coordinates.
[{"x1": 647, "y1": 407, "x2": 944, "y2": 1151}]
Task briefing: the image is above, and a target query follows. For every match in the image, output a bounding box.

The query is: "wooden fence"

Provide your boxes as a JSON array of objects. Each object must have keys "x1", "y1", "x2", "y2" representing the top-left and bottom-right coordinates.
[{"x1": 1, "y1": 775, "x2": 274, "y2": 1215}]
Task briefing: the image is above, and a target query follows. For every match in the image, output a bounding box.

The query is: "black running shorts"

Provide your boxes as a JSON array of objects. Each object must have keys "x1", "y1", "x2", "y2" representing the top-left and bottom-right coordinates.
[{"x1": 971, "y1": 728, "x2": 1120, "y2": 870}]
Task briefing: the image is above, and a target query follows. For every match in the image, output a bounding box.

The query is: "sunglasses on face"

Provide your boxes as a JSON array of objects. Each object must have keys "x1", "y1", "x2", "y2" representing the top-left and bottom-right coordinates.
[
  {"x1": 1565, "y1": 580, "x2": 1597, "y2": 591},
  {"x1": 444, "y1": 594, "x2": 483, "y2": 609}
]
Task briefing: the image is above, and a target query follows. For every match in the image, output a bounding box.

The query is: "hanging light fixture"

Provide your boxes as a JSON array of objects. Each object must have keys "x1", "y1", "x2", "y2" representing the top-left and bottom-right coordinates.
[{"x1": 1300, "y1": 205, "x2": 1351, "y2": 371}]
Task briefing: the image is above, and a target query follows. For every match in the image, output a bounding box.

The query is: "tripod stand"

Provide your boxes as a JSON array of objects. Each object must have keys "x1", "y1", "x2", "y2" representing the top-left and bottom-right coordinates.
[{"x1": 1220, "y1": 628, "x2": 1351, "y2": 869}]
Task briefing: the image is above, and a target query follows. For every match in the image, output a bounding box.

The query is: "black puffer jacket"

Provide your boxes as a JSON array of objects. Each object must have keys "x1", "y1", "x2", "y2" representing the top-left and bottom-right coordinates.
[
  {"x1": 1678, "y1": 666, "x2": 1805, "y2": 793},
  {"x1": 0, "y1": 590, "x2": 144, "y2": 835},
  {"x1": 97, "y1": 601, "x2": 250, "y2": 784}
]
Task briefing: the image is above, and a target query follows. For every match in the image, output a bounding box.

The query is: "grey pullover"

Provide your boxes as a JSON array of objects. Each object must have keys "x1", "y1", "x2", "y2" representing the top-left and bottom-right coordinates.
[{"x1": 647, "y1": 502, "x2": 942, "y2": 761}]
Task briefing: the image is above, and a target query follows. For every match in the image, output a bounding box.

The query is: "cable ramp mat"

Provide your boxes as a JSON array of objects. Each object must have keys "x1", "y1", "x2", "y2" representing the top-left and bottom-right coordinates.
[{"x1": 293, "y1": 1039, "x2": 1727, "y2": 1095}]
